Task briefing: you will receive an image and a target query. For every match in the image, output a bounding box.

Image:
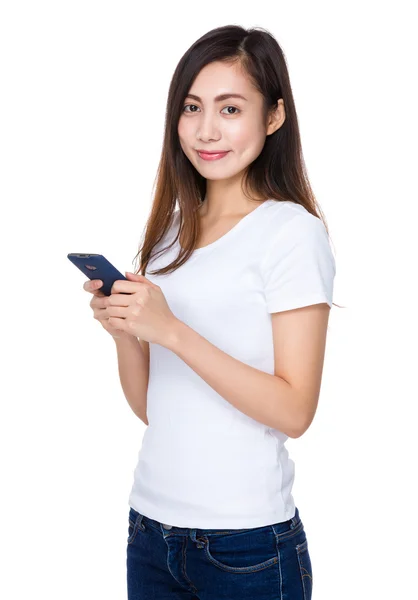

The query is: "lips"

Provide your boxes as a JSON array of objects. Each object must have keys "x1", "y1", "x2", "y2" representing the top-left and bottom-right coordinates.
[{"x1": 196, "y1": 150, "x2": 230, "y2": 161}]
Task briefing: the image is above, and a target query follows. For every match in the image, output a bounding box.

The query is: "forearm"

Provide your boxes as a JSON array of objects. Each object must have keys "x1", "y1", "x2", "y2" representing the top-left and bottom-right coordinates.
[
  {"x1": 114, "y1": 336, "x2": 149, "y2": 425},
  {"x1": 165, "y1": 320, "x2": 303, "y2": 438}
]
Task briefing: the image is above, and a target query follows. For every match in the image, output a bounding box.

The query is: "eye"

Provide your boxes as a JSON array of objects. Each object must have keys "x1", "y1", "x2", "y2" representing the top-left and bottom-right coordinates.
[
  {"x1": 182, "y1": 105, "x2": 241, "y2": 115},
  {"x1": 221, "y1": 106, "x2": 240, "y2": 115},
  {"x1": 182, "y1": 104, "x2": 199, "y2": 113}
]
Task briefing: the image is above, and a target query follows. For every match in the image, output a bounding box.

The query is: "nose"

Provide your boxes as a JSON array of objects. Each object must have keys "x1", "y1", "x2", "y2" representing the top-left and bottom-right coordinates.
[{"x1": 197, "y1": 112, "x2": 221, "y2": 143}]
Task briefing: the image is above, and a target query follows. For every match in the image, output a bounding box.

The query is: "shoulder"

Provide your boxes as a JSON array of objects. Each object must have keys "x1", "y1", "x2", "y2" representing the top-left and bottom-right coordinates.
[
  {"x1": 262, "y1": 201, "x2": 330, "y2": 248},
  {"x1": 260, "y1": 202, "x2": 335, "y2": 274}
]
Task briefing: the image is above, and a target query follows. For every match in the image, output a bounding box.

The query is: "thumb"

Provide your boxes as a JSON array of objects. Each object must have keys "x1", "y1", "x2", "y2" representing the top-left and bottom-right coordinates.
[{"x1": 125, "y1": 271, "x2": 152, "y2": 284}]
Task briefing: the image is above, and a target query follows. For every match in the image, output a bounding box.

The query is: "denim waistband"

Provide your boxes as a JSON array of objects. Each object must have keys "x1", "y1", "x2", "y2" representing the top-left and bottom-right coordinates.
[{"x1": 129, "y1": 506, "x2": 302, "y2": 539}]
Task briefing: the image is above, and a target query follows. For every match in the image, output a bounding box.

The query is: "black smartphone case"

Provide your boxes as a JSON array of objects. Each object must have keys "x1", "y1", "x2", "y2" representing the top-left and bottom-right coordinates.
[{"x1": 67, "y1": 253, "x2": 128, "y2": 296}]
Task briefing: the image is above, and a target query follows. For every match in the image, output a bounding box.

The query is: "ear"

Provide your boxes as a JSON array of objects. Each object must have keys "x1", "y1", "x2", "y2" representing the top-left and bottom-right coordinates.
[{"x1": 266, "y1": 98, "x2": 286, "y2": 136}]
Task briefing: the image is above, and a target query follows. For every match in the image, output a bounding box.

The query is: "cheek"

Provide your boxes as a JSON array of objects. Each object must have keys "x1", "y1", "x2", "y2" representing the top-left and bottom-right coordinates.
[
  {"x1": 177, "y1": 122, "x2": 185, "y2": 150},
  {"x1": 231, "y1": 121, "x2": 266, "y2": 159},
  {"x1": 177, "y1": 119, "x2": 187, "y2": 144},
  {"x1": 178, "y1": 122, "x2": 191, "y2": 155}
]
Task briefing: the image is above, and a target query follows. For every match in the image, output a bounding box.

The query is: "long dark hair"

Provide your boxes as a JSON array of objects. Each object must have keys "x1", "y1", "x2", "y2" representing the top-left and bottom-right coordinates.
[{"x1": 132, "y1": 25, "x2": 340, "y2": 307}]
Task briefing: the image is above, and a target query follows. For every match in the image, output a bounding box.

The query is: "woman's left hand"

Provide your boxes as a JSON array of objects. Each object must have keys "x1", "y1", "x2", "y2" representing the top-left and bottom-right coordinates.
[{"x1": 107, "y1": 272, "x2": 180, "y2": 346}]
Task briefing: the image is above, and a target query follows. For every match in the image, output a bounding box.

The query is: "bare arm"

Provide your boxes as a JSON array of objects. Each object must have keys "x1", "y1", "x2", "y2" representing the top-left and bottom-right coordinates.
[
  {"x1": 165, "y1": 303, "x2": 330, "y2": 438},
  {"x1": 114, "y1": 336, "x2": 149, "y2": 425}
]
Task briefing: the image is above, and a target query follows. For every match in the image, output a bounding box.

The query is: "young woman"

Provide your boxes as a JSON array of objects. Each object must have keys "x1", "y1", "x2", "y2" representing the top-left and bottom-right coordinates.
[{"x1": 86, "y1": 24, "x2": 338, "y2": 600}]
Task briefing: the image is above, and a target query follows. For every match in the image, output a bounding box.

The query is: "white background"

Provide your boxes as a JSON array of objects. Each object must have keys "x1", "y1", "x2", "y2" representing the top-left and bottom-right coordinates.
[{"x1": 1, "y1": 1, "x2": 417, "y2": 598}]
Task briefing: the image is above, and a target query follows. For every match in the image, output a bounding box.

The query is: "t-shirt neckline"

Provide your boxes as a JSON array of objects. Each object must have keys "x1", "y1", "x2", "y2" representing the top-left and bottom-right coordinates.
[{"x1": 177, "y1": 199, "x2": 275, "y2": 255}]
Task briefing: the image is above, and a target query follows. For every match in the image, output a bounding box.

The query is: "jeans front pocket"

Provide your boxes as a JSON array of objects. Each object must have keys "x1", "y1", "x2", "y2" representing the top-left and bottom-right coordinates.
[
  {"x1": 127, "y1": 518, "x2": 137, "y2": 545},
  {"x1": 296, "y1": 538, "x2": 313, "y2": 600},
  {"x1": 202, "y1": 526, "x2": 279, "y2": 574},
  {"x1": 127, "y1": 516, "x2": 144, "y2": 545}
]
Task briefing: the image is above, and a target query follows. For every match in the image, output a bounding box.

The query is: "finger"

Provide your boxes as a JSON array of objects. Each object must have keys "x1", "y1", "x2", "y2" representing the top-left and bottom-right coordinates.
[
  {"x1": 107, "y1": 306, "x2": 127, "y2": 319},
  {"x1": 84, "y1": 279, "x2": 103, "y2": 293},
  {"x1": 108, "y1": 293, "x2": 131, "y2": 307},
  {"x1": 93, "y1": 306, "x2": 108, "y2": 320},
  {"x1": 111, "y1": 278, "x2": 154, "y2": 294},
  {"x1": 89, "y1": 289, "x2": 106, "y2": 300},
  {"x1": 90, "y1": 295, "x2": 109, "y2": 310},
  {"x1": 95, "y1": 296, "x2": 110, "y2": 309}
]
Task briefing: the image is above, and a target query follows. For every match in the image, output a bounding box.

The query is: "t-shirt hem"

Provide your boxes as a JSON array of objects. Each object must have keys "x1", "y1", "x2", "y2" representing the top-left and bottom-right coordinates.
[
  {"x1": 128, "y1": 497, "x2": 296, "y2": 529},
  {"x1": 267, "y1": 292, "x2": 332, "y2": 313}
]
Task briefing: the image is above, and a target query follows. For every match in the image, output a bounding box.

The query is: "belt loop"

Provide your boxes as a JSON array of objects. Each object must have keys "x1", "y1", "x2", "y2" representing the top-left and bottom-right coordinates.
[
  {"x1": 190, "y1": 529, "x2": 205, "y2": 548},
  {"x1": 137, "y1": 513, "x2": 145, "y2": 531},
  {"x1": 290, "y1": 507, "x2": 299, "y2": 529}
]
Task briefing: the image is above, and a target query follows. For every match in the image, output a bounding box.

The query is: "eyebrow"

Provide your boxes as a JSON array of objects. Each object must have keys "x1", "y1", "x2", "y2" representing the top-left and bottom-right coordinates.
[{"x1": 185, "y1": 93, "x2": 248, "y2": 103}]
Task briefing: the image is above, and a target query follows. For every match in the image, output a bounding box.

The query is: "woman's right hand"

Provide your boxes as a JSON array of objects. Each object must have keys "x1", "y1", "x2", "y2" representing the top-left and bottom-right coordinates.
[{"x1": 84, "y1": 279, "x2": 131, "y2": 340}]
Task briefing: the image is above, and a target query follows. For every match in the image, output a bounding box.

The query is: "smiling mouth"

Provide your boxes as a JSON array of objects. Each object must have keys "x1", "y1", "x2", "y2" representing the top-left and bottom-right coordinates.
[{"x1": 196, "y1": 150, "x2": 230, "y2": 161}]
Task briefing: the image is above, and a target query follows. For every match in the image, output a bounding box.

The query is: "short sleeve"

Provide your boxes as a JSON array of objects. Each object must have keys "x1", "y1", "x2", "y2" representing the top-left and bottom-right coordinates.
[{"x1": 260, "y1": 213, "x2": 336, "y2": 313}]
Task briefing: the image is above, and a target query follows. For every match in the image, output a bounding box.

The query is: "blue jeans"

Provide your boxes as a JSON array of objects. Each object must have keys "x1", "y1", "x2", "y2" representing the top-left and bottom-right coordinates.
[{"x1": 126, "y1": 506, "x2": 313, "y2": 599}]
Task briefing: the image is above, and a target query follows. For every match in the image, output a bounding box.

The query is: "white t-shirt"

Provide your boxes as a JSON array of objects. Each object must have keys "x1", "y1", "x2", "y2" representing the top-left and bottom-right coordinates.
[{"x1": 128, "y1": 199, "x2": 336, "y2": 529}]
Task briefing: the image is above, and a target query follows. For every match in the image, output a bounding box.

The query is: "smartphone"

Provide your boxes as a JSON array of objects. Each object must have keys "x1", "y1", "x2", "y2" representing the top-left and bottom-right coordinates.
[{"x1": 67, "y1": 253, "x2": 128, "y2": 296}]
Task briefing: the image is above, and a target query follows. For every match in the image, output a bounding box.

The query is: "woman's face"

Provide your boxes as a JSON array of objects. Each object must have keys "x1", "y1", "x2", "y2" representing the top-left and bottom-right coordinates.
[{"x1": 178, "y1": 61, "x2": 281, "y2": 182}]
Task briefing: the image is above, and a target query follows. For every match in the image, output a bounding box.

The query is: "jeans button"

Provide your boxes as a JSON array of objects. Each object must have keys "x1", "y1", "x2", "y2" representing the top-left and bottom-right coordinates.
[{"x1": 163, "y1": 523, "x2": 173, "y2": 529}]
